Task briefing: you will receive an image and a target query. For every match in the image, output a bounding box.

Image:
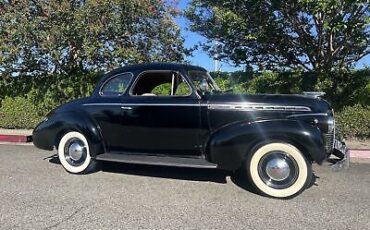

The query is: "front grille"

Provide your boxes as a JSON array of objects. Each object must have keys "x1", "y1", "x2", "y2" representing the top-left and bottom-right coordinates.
[
  {"x1": 324, "y1": 109, "x2": 336, "y2": 153},
  {"x1": 324, "y1": 132, "x2": 334, "y2": 153}
]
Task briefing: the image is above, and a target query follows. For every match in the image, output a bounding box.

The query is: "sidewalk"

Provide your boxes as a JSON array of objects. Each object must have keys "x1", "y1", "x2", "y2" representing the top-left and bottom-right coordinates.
[{"x1": 0, "y1": 128, "x2": 369, "y2": 159}]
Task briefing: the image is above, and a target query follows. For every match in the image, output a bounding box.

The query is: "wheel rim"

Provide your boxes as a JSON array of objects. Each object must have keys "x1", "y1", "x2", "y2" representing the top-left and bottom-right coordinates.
[
  {"x1": 64, "y1": 138, "x2": 87, "y2": 167},
  {"x1": 257, "y1": 151, "x2": 299, "y2": 189}
]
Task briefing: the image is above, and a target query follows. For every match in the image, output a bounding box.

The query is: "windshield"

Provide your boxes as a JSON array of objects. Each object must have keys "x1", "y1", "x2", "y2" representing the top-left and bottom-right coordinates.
[{"x1": 187, "y1": 70, "x2": 221, "y2": 94}]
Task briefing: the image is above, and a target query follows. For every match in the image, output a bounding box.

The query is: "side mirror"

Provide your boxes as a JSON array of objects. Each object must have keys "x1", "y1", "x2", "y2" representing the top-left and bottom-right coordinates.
[{"x1": 199, "y1": 79, "x2": 209, "y2": 93}]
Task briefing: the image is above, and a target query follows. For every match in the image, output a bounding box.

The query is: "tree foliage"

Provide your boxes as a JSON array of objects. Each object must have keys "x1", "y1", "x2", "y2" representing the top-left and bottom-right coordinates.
[
  {"x1": 186, "y1": 0, "x2": 370, "y2": 72},
  {"x1": 0, "y1": 0, "x2": 187, "y2": 77}
]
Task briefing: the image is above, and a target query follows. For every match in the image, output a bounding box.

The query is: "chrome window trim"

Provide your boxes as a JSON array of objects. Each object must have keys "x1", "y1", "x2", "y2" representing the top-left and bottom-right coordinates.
[{"x1": 99, "y1": 72, "x2": 134, "y2": 97}]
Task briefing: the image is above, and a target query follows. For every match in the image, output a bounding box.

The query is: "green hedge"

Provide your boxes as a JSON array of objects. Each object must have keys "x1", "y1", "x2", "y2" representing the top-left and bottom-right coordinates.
[
  {"x1": 336, "y1": 105, "x2": 370, "y2": 139},
  {"x1": 0, "y1": 96, "x2": 41, "y2": 129},
  {"x1": 0, "y1": 72, "x2": 101, "y2": 111},
  {"x1": 0, "y1": 72, "x2": 101, "y2": 129}
]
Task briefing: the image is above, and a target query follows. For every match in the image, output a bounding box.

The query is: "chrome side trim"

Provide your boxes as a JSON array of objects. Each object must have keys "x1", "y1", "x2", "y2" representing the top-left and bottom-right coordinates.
[
  {"x1": 83, "y1": 103, "x2": 312, "y2": 112},
  {"x1": 83, "y1": 103, "x2": 201, "y2": 107},
  {"x1": 286, "y1": 113, "x2": 328, "y2": 118},
  {"x1": 208, "y1": 104, "x2": 312, "y2": 112}
]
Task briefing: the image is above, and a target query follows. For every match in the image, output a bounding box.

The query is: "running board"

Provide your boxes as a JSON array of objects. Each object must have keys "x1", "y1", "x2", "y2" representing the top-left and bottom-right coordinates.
[{"x1": 96, "y1": 153, "x2": 218, "y2": 169}]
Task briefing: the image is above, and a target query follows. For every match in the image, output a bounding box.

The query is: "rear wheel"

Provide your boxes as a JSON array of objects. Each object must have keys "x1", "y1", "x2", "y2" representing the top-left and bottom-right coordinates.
[
  {"x1": 246, "y1": 142, "x2": 312, "y2": 198},
  {"x1": 58, "y1": 131, "x2": 98, "y2": 174}
]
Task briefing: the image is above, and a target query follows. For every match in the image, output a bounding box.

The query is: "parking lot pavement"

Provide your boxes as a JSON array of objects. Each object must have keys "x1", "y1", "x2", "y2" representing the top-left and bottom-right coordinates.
[{"x1": 0, "y1": 145, "x2": 369, "y2": 230}]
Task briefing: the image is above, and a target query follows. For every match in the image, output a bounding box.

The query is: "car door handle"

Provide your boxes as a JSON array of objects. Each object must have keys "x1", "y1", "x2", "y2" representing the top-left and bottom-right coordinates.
[{"x1": 121, "y1": 106, "x2": 133, "y2": 110}]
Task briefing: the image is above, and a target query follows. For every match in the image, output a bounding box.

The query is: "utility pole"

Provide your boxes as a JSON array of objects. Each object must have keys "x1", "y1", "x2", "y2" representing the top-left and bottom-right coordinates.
[
  {"x1": 214, "y1": 41, "x2": 221, "y2": 72},
  {"x1": 214, "y1": 59, "x2": 219, "y2": 72}
]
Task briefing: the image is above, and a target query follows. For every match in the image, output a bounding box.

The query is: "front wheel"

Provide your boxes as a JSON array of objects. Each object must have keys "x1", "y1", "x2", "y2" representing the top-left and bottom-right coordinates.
[
  {"x1": 58, "y1": 131, "x2": 98, "y2": 174},
  {"x1": 246, "y1": 142, "x2": 312, "y2": 198}
]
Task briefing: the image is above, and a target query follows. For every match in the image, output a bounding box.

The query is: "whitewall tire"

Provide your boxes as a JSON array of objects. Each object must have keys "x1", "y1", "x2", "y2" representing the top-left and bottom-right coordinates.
[
  {"x1": 247, "y1": 142, "x2": 312, "y2": 198},
  {"x1": 58, "y1": 131, "x2": 98, "y2": 174}
]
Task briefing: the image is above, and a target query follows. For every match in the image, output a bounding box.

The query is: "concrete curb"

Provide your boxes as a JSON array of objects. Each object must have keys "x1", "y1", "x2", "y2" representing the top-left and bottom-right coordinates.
[{"x1": 0, "y1": 141, "x2": 33, "y2": 146}]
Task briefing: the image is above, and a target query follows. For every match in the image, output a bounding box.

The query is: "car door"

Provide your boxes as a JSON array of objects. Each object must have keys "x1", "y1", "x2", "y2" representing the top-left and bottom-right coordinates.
[
  {"x1": 118, "y1": 70, "x2": 203, "y2": 157},
  {"x1": 84, "y1": 72, "x2": 134, "y2": 152}
]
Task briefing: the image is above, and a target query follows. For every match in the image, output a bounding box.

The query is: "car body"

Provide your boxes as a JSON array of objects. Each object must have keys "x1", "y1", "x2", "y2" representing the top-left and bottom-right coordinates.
[{"x1": 33, "y1": 63, "x2": 348, "y2": 198}]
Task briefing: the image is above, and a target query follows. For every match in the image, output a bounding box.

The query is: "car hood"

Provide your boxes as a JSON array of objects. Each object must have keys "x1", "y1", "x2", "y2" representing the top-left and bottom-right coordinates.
[
  {"x1": 206, "y1": 93, "x2": 333, "y2": 131},
  {"x1": 207, "y1": 93, "x2": 331, "y2": 113}
]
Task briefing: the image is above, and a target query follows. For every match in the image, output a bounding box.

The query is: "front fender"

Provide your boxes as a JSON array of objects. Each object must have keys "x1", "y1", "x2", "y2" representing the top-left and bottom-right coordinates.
[
  {"x1": 32, "y1": 110, "x2": 104, "y2": 157},
  {"x1": 208, "y1": 119, "x2": 325, "y2": 170}
]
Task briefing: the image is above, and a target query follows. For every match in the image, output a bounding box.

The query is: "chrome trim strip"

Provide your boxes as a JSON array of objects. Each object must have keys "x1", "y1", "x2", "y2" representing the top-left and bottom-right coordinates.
[
  {"x1": 84, "y1": 103, "x2": 312, "y2": 112},
  {"x1": 208, "y1": 104, "x2": 312, "y2": 112},
  {"x1": 83, "y1": 103, "x2": 201, "y2": 107},
  {"x1": 286, "y1": 113, "x2": 328, "y2": 118}
]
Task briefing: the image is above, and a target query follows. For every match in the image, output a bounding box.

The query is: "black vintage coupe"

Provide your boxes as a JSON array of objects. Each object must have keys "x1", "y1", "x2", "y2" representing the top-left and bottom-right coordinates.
[{"x1": 33, "y1": 63, "x2": 348, "y2": 198}]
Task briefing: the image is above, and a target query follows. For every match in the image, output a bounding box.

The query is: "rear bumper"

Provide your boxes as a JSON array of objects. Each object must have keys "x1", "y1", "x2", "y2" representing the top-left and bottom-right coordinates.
[
  {"x1": 331, "y1": 139, "x2": 350, "y2": 170},
  {"x1": 27, "y1": 135, "x2": 33, "y2": 143}
]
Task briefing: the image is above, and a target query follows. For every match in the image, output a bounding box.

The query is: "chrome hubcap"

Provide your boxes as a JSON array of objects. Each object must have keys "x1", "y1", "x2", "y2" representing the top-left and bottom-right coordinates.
[
  {"x1": 265, "y1": 158, "x2": 291, "y2": 181},
  {"x1": 68, "y1": 142, "x2": 84, "y2": 161},
  {"x1": 258, "y1": 151, "x2": 299, "y2": 189},
  {"x1": 64, "y1": 138, "x2": 87, "y2": 166}
]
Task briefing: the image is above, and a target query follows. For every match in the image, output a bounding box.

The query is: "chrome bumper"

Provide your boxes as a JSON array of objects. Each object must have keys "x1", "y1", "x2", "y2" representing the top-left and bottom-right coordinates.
[{"x1": 331, "y1": 139, "x2": 350, "y2": 171}]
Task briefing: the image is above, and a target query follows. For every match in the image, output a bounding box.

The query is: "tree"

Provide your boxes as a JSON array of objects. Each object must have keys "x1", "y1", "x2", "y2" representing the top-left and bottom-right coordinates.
[
  {"x1": 0, "y1": 0, "x2": 187, "y2": 77},
  {"x1": 186, "y1": 0, "x2": 370, "y2": 72}
]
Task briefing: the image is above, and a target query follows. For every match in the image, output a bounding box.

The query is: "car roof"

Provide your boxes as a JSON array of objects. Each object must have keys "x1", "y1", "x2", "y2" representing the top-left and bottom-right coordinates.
[
  {"x1": 91, "y1": 63, "x2": 207, "y2": 97},
  {"x1": 106, "y1": 63, "x2": 207, "y2": 76}
]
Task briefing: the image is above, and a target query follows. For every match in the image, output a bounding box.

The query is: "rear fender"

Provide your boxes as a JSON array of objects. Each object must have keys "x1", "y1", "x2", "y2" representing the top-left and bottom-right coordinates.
[{"x1": 207, "y1": 119, "x2": 325, "y2": 170}]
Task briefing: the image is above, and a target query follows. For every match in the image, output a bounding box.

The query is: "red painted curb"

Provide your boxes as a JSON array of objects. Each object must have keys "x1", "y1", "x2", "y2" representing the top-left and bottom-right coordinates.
[
  {"x1": 350, "y1": 149, "x2": 370, "y2": 159},
  {"x1": 0, "y1": 135, "x2": 31, "y2": 143}
]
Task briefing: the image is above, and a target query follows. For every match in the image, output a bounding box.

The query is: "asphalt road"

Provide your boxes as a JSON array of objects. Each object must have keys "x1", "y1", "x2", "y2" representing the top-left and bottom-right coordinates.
[{"x1": 0, "y1": 145, "x2": 369, "y2": 230}]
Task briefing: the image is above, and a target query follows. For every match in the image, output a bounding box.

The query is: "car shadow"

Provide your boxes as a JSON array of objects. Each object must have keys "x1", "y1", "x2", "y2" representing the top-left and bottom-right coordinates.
[
  {"x1": 45, "y1": 154, "x2": 317, "y2": 197},
  {"x1": 46, "y1": 154, "x2": 230, "y2": 184},
  {"x1": 101, "y1": 161, "x2": 230, "y2": 184}
]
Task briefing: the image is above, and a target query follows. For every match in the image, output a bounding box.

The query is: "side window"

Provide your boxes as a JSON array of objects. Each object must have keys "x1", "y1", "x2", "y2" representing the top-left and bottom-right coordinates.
[
  {"x1": 131, "y1": 71, "x2": 191, "y2": 96},
  {"x1": 100, "y1": 73, "x2": 133, "y2": 96},
  {"x1": 175, "y1": 81, "x2": 191, "y2": 96},
  {"x1": 151, "y1": 83, "x2": 172, "y2": 96}
]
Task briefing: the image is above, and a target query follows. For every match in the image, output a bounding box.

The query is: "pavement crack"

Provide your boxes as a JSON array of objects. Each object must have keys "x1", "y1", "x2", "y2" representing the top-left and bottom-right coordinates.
[{"x1": 43, "y1": 206, "x2": 85, "y2": 230}]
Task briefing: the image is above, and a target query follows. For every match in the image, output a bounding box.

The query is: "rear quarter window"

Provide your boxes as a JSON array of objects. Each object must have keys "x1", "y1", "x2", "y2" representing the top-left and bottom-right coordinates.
[{"x1": 100, "y1": 73, "x2": 133, "y2": 96}]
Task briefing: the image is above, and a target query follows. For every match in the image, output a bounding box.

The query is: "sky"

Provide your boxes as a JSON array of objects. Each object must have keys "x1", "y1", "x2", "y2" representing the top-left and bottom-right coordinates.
[
  {"x1": 176, "y1": 0, "x2": 243, "y2": 72},
  {"x1": 176, "y1": 0, "x2": 370, "y2": 72}
]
